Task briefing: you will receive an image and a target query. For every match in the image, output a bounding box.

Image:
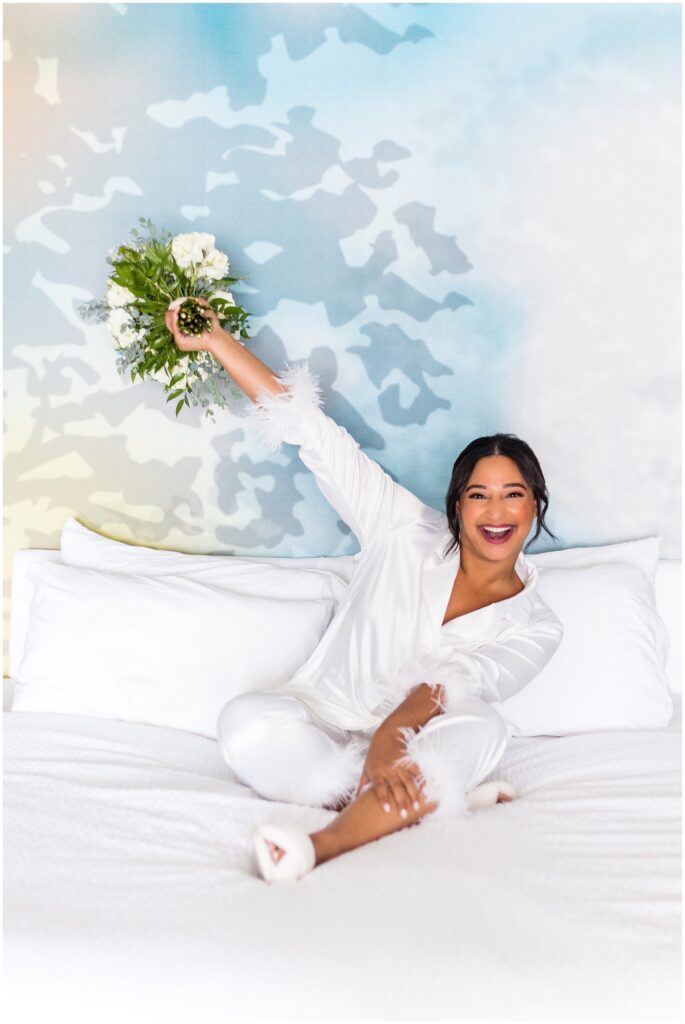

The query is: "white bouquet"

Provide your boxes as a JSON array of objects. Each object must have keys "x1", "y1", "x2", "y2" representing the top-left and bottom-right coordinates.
[{"x1": 79, "y1": 217, "x2": 252, "y2": 420}]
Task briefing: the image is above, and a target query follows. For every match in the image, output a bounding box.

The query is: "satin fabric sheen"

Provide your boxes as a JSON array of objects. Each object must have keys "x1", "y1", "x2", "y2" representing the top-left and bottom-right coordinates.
[
  {"x1": 217, "y1": 689, "x2": 509, "y2": 817},
  {"x1": 237, "y1": 362, "x2": 564, "y2": 733}
]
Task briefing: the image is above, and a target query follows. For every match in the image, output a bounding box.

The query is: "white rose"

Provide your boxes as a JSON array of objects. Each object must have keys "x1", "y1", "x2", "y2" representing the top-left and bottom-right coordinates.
[
  {"x1": 107, "y1": 307, "x2": 145, "y2": 348},
  {"x1": 197, "y1": 248, "x2": 229, "y2": 281},
  {"x1": 193, "y1": 232, "x2": 215, "y2": 251},
  {"x1": 107, "y1": 306, "x2": 130, "y2": 335},
  {"x1": 106, "y1": 280, "x2": 137, "y2": 308},
  {"x1": 121, "y1": 328, "x2": 146, "y2": 348},
  {"x1": 209, "y1": 289, "x2": 235, "y2": 306},
  {"x1": 171, "y1": 231, "x2": 216, "y2": 270},
  {"x1": 172, "y1": 236, "x2": 203, "y2": 269}
]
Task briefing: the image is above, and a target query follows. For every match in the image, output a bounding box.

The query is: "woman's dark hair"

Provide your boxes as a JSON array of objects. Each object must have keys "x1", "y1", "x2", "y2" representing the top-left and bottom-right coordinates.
[{"x1": 443, "y1": 433, "x2": 558, "y2": 557}]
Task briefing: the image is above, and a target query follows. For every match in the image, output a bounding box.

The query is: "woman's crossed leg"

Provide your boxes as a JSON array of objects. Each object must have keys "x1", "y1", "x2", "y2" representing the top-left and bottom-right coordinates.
[{"x1": 216, "y1": 690, "x2": 511, "y2": 871}]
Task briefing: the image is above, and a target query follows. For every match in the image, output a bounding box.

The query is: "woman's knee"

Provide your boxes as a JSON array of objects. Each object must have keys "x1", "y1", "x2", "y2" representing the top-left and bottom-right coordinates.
[
  {"x1": 455, "y1": 701, "x2": 510, "y2": 786},
  {"x1": 216, "y1": 690, "x2": 300, "y2": 754},
  {"x1": 414, "y1": 697, "x2": 509, "y2": 767}
]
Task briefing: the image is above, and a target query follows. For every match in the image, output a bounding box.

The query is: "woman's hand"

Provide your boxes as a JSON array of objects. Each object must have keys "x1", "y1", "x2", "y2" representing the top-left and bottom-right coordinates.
[
  {"x1": 355, "y1": 725, "x2": 427, "y2": 818},
  {"x1": 164, "y1": 296, "x2": 231, "y2": 354}
]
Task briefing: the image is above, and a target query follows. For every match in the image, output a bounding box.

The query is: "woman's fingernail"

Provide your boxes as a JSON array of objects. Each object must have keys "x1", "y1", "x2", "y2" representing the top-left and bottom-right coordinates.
[
  {"x1": 383, "y1": 803, "x2": 391, "y2": 813},
  {"x1": 413, "y1": 801, "x2": 420, "y2": 811},
  {"x1": 400, "y1": 808, "x2": 408, "y2": 819}
]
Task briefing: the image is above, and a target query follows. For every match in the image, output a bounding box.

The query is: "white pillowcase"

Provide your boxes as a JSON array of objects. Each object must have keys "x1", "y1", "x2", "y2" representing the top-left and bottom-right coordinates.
[
  {"x1": 12, "y1": 562, "x2": 336, "y2": 738},
  {"x1": 60, "y1": 516, "x2": 359, "y2": 590},
  {"x1": 529, "y1": 535, "x2": 661, "y2": 586},
  {"x1": 491, "y1": 561, "x2": 673, "y2": 736}
]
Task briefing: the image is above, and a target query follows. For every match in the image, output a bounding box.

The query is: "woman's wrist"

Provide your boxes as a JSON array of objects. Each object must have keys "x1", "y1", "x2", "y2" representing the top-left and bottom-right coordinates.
[
  {"x1": 381, "y1": 682, "x2": 444, "y2": 735},
  {"x1": 206, "y1": 330, "x2": 286, "y2": 404},
  {"x1": 208, "y1": 329, "x2": 239, "y2": 359}
]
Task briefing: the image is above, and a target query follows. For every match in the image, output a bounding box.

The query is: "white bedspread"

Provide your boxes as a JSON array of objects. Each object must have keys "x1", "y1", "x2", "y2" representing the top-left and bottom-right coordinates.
[{"x1": 3, "y1": 698, "x2": 681, "y2": 1022}]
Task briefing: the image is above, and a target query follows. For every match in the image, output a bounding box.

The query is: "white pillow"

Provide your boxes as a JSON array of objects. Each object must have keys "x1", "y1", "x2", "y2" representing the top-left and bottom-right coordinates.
[
  {"x1": 491, "y1": 562, "x2": 673, "y2": 736},
  {"x1": 529, "y1": 536, "x2": 661, "y2": 587},
  {"x1": 60, "y1": 517, "x2": 359, "y2": 589},
  {"x1": 12, "y1": 562, "x2": 336, "y2": 738}
]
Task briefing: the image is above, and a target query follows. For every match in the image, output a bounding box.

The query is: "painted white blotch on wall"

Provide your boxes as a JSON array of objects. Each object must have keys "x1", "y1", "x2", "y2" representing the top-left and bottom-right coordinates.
[
  {"x1": 244, "y1": 242, "x2": 284, "y2": 264},
  {"x1": 31, "y1": 270, "x2": 103, "y2": 330},
  {"x1": 289, "y1": 164, "x2": 353, "y2": 201},
  {"x1": 180, "y1": 206, "x2": 211, "y2": 221},
  {"x1": 71, "y1": 126, "x2": 127, "y2": 154},
  {"x1": 34, "y1": 57, "x2": 60, "y2": 105},
  {"x1": 20, "y1": 453, "x2": 95, "y2": 482},
  {"x1": 147, "y1": 85, "x2": 237, "y2": 128},
  {"x1": 16, "y1": 177, "x2": 144, "y2": 251},
  {"x1": 206, "y1": 171, "x2": 239, "y2": 192}
]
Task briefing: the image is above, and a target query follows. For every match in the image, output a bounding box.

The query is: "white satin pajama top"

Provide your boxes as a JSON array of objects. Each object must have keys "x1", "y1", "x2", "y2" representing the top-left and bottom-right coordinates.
[{"x1": 239, "y1": 361, "x2": 565, "y2": 734}]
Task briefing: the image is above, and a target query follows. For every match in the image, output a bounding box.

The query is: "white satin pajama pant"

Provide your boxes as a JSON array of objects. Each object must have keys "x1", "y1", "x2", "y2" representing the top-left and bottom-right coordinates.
[{"x1": 216, "y1": 690, "x2": 509, "y2": 820}]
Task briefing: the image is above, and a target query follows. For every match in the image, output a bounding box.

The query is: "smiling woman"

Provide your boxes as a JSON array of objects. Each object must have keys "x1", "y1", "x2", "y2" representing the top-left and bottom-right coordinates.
[{"x1": 165, "y1": 303, "x2": 565, "y2": 881}]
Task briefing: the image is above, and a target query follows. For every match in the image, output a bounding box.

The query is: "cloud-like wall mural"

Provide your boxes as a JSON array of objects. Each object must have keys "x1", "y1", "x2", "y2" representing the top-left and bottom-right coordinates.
[{"x1": 3, "y1": 2, "x2": 681, "y2": 673}]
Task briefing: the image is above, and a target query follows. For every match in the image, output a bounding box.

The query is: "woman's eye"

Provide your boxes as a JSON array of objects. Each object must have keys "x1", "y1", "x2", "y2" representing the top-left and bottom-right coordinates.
[{"x1": 468, "y1": 492, "x2": 524, "y2": 499}]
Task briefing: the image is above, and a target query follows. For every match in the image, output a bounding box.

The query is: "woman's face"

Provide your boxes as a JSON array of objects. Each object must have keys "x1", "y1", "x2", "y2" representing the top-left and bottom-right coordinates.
[{"x1": 457, "y1": 455, "x2": 538, "y2": 561}]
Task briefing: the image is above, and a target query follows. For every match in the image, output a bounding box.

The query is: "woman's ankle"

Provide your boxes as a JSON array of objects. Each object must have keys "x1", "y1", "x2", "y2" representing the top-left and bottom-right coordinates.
[{"x1": 310, "y1": 828, "x2": 341, "y2": 866}]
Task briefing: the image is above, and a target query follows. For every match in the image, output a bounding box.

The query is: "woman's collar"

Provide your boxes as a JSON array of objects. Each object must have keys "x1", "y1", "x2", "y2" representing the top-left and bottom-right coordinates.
[{"x1": 431, "y1": 524, "x2": 538, "y2": 626}]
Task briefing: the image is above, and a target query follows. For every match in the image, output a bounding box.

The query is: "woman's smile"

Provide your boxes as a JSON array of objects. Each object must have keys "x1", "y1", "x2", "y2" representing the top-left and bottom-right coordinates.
[{"x1": 477, "y1": 525, "x2": 516, "y2": 544}]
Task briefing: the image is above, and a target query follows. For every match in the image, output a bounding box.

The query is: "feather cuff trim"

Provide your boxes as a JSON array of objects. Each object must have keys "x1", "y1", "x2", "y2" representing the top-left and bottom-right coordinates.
[
  {"x1": 238, "y1": 360, "x2": 324, "y2": 452},
  {"x1": 396, "y1": 724, "x2": 473, "y2": 821},
  {"x1": 430, "y1": 671, "x2": 481, "y2": 717},
  {"x1": 294, "y1": 735, "x2": 368, "y2": 809}
]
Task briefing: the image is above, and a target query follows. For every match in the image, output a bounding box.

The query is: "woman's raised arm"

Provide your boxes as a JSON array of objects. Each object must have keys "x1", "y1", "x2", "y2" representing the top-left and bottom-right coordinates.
[{"x1": 166, "y1": 298, "x2": 430, "y2": 550}]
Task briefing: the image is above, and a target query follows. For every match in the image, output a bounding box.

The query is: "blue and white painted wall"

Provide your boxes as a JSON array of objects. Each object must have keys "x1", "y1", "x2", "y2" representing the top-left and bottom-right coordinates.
[{"x1": 3, "y1": 2, "x2": 681, "y2": 671}]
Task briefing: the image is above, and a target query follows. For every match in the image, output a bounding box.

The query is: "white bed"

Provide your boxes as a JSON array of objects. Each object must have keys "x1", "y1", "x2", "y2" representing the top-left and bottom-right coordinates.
[{"x1": 3, "y1": 552, "x2": 682, "y2": 1022}]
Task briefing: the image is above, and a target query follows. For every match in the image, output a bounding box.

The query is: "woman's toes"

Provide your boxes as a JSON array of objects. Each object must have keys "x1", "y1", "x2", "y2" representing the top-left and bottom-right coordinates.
[
  {"x1": 265, "y1": 839, "x2": 285, "y2": 863},
  {"x1": 496, "y1": 784, "x2": 517, "y2": 803}
]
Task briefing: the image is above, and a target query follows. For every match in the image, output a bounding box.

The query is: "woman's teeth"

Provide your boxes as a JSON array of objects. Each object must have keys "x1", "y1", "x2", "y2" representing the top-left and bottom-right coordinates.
[{"x1": 478, "y1": 526, "x2": 515, "y2": 544}]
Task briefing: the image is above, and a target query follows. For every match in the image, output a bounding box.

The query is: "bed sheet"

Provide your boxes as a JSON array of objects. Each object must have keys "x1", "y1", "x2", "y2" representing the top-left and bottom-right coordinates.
[{"x1": 3, "y1": 697, "x2": 681, "y2": 1022}]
